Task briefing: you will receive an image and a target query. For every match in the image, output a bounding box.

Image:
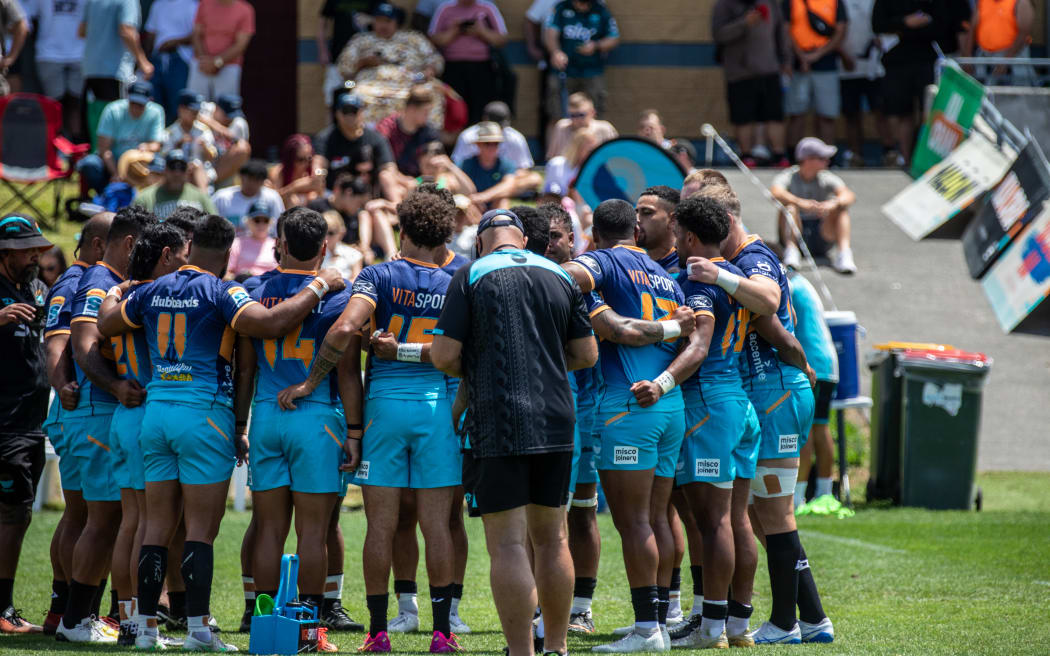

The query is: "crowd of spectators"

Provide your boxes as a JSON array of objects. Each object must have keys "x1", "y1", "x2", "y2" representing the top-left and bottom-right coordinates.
[{"x1": 0, "y1": 0, "x2": 1036, "y2": 279}]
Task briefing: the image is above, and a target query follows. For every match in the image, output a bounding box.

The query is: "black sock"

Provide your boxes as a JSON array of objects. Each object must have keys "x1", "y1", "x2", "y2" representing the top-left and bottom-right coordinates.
[
  {"x1": 629, "y1": 586, "x2": 658, "y2": 625},
  {"x1": 728, "y1": 599, "x2": 753, "y2": 620},
  {"x1": 450, "y1": 582, "x2": 463, "y2": 600},
  {"x1": 430, "y1": 584, "x2": 452, "y2": 636},
  {"x1": 670, "y1": 568, "x2": 681, "y2": 594},
  {"x1": 765, "y1": 531, "x2": 801, "y2": 631},
  {"x1": 796, "y1": 547, "x2": 826, "y2": 624},
  {"x1": 108, "y1": 589, "x2": 119, "y2": 619},
  {"x1": 702, "y1": 601, "x2": 729, "y2": 621},
  {"x1": 90, "y1": 579, "x2": 106, "y2": 618},
  {"x1": 0, "y1": 578, "x2": 13, "y2": 611},
  {"x1": 301, "y1": 593, "x2": 324, "y2": 612},
  {"x1": 690, "y1": 565, "x2": 703, "y2": 597},
  {"x1": 393, "y1": 579, "x2": 417, "y2": 596},
  {"x1": 245, "y1": 594, "x2": 256, "y2": 615},
  {"x1": 180, "y1": 541, "x2": 214, "y2": 619},
  {"x1": 366, "y1": 593, "x2": 388, "y2": 634},
  {"x1": 656, "y1": 587, "x2": 670, "y2": 625},
  {"x1": 168, "y1": 590, "x2": 186, "y2": 618},
  {"x1": 573, "y1": 577, "x2": 597, "y2": 600},
  {"x1": 62, "y1": 579, "x2": 98, "y2": 628},
  {"x1": 137, "y1": 545, "x2": 168, "y2": 618},
  {"x1": 50, "y1": 579, "x2": 69, "y2": 614}
]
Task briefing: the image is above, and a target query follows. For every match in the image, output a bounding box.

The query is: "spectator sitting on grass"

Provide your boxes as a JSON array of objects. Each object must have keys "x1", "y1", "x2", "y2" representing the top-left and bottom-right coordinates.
[
  {"x1": 132, "y1": 149, "x2": 217, "y2": 219},
  {"x1": 77, "y1": 80, "x2": 165, "y2": 195},
  {"x1": 197, "y1": 93, "x2": 252, "y2": 186},
  {"x1": 544, "y1": 126, "x2": 597, "y2": 194},
  {"x1": 320, "y1": 210, "x2": 364, "y2": 280},
  {"x1": 770, "y1": 137, "x2": 856, "y2": 273},
  {"x1": 226, "y1": 203, "x2": 277, "y2": 278},
  {"x1": 461, "y1": 122, "x2": 542, "y2": 210},
  {"x1": 375, "y1": 85, "x2": 441, "y2": 178},
  {"x1": 638, "y1": 109, "x2": 673, "y2": 149},
  {"x1": 308, "y1": 172, "x2": 392, "y2": 266},
  {"x1": 269, "y1": 133, "x2": 326, "y2": 209},
  {"x1": 416, "y1": 141, "x2": 476, "y2": 195},
  {"x1": 545, "y1": 91, "x2": 616, "y2": 161}
]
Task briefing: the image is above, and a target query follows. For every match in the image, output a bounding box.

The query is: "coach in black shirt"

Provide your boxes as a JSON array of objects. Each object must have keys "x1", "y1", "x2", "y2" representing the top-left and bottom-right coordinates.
[
  {"x1": 0, "y1": 215, "x2": 52, "y2": 631},
  {"x1": 432, "y1": 209, "x2": 597, "y2": 656}
]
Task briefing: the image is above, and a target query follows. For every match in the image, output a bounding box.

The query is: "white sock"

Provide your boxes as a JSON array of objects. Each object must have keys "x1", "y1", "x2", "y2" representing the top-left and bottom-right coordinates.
[
  {"x1": 726, "y1": 614, "x2": 750, "y2": 636},
  {"x1": 816, "y1": 477, "x2": 833, "y2": 498},
  {"x1": 450, "y1": 597, "x2": 460, "y2": 615},
  {"x1": 700, "y1": 600, "x2": 727, "y2": 638},
  {"x1": 794, "y1": 482, "x2": 808, "y2": 508},
  {"x1": 668, "y1": 589, "x2": 681, "y2": 617},
  {"x1": 324, "y1": 574, "x2": 343, "y2": 600},
  {"x1": 188, "y1": 615, "x2": 210, "y2": 639},
  {"x1": 138, "y1": 614, "x2": 157, "y2": 635},
  {"x1": 571, "y1": 596, "x2": 592, "y2": 614},
  {"x1": 535, "y1": 614, "x2": 545, "y2": 639},
  {"x1": 690, "y1": 595, "x2": 704, "y2": 617},
  {"x1": 635, "y1": 620, "x2": 658, "y2": 634},
  {"x1": 397, "y1": 592, "x2": 418, "y2": 615}
]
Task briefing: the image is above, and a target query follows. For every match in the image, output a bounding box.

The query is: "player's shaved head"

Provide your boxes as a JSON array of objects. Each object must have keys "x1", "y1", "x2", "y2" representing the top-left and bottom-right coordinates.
[
  {"x1": 674, "y1": 196, "x2": 730, "y2": 246},
  {"x1": 592, "y1": 199, "x2": 637, "y2": 243},
  {"x1": 512, "y1": 205, "x2": 550, "y2": 256},
  {"x1": 398, "y1": 190, "x2": 456, "y2": 249},
  {"x1": 75, "y1": 211, "x2": 114, "y2": 261},
  {"x1": 281, "y1": 207, "x2": 327, "y2": 261},
  {"x1": 192, "y1": 214, "x2": 236, "y2": 251}
]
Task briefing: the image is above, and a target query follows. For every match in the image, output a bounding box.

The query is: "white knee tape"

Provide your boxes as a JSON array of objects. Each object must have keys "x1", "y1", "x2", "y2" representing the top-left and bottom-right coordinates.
[
  {"x1": 571, "y1": 495, "x2": 599, "y2": 508},
  {"x1": 750, "y1": 467, "x2": 799, "y2": 498}
]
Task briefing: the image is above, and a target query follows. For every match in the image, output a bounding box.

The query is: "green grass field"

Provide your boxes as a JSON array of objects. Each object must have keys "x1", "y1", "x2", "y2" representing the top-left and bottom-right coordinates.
[{"x1": 2, "y1": 472, "x2": 1049, "y2": 655}]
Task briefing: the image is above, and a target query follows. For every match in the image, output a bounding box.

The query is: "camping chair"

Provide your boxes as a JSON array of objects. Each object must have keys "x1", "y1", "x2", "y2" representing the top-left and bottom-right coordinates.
[{"x1": 0, "y1": 93, "x2": 89, "y2": 229}]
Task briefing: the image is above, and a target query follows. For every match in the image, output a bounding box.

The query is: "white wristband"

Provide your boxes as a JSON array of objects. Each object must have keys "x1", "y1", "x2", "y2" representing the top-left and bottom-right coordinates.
[
  {"x1": 661, "y1": 320, "x2": 681, "y2": 340},
  {"x1": 396, "y1": 343, "x2": 423, "y2": 363},
  {"x1": 715, "y1": 268, "x2": 741, "y2": 294},
  {"x1": 654, "y1": 370, "x2": 676, "y2": 395},
  {"x1": 106, "y1": 285, "x2": 123, "y2": 300},
  {"x1": 308, "y1": 277, "x2": 329, "y2": 300}
]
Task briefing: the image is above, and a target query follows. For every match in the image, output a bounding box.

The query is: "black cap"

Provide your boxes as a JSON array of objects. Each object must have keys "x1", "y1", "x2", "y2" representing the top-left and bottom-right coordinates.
[
  {"x1": 239, "y1": 159, "x2": 268, "y2": 179},
  {"x1": 478, "y1": 209, "x2": 524, "y2": 236},
  {"x1": 217, "y1": 93, "x2": 244, "y2": 118},
  {"x1": 164, "y1": 150, "x2": 188, "y2": 168},
  {"x1": 0, "y1": 215, "x2": 53, "y2": 250},
  {"x1": 336, "y1": 92, "x2": 366, "y2": 111},
  {"x1": 372, "y1": 2, "x2": 398, "y2": 18},
  {"x1": 128, "y1": 81, "x2": 153, "y2": 105},
  {"x1": 178, "y1": 89, "x2": 204, "y2": 111},
  {"x1": 481, "y1": 101, "x2": 511, "y2": 127}
]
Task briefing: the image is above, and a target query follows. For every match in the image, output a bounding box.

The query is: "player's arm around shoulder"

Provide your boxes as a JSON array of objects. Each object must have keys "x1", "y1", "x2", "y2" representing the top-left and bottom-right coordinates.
[
  {"x1": 233, "y1": 335, "x2": 256, "y2": 465},
  {"x1": 233, "y1": 269, "x2": 346, "y2": 339},
  {"x1": 687, "y1": 256, "x2": 780, "y2": 316},
  {"x1": 752, "y1": 313, "x2": 816, "y2": 386}
]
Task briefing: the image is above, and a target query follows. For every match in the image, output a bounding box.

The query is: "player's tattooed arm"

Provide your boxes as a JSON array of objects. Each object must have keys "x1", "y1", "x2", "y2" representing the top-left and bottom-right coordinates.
[
  {"x1": 233, "y1": 337, "x2": 256, "y2": 465},
  {"x1": 276, "y1": 296, "x2": 374, "y2": 410},
  {"x1": 630, "y1": 313, "x2": 713, "y2": 408},
  {"x1": 590, "y1": 305, "x2": 696, "y2": 346},
  {"x1": 752, "y1": 314, "x2": 816, "y2": 386}
]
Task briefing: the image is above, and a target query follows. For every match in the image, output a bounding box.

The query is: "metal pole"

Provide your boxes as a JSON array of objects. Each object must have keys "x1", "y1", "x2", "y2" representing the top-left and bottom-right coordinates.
[
  {"x1": 699, "y1": 123, "x2": 838, "y2": 310},
  {"x1": 837, "y1": 408, "x2": 851, "y2": 507}
]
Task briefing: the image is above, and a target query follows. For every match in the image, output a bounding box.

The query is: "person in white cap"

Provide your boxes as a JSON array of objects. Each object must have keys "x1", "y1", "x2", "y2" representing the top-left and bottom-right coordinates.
[{"x1": 770, "y1": 137, "x2": 857, "y2": 274}]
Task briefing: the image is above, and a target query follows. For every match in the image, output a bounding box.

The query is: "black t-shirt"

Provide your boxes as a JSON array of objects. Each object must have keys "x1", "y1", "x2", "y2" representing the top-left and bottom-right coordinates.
[
  {"x1": 435, "y1": 248, "x2": 593, "y2": 458},
  {"x1": 0, "y1": 275, "x2": 49, "y2": 433},
  {"x1": 308, "y1": 195, "x2": 361, "y2": 244},
  {"x1": 315, "y1": 124, "x2": 395, "y2": 189},
  {"x1": 321, "y1": 0, "x2": 375, "y2": 60},
  {"x1": 872, "y1": 0, "x2": 967, "y2": 65}
]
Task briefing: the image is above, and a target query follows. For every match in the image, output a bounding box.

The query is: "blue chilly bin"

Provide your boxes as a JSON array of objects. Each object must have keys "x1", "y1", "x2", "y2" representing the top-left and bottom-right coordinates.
[
  {"x1": 824, "y1": 310, "x2": 860, "y2": 400},
  {"x1": 249, "y1": 554, "x2": 319, "y2": 654}
]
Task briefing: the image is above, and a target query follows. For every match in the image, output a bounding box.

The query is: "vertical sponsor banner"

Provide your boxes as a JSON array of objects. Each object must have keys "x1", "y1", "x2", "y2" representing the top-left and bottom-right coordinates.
[
  {"x1": 884, "y1": 133, "x2": 1014, "y2": 241},
  {"x1": 911, "y1": 65, "x2": 987, "y2": 178},
  {"x1": 962, "y1": 140, "x2": 1050, "y2": 278},
  {"x1": 981, "y1": 204, "x2": 1050, "y2": 332}
]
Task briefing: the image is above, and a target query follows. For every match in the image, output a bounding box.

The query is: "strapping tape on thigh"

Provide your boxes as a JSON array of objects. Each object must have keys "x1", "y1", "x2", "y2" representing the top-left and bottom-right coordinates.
[
  {"x1": 750, "y1": 467, "x2": 798, "y2": 498},
  {"x1": 570, "y1": 495, "x2": 599, "y2": 508}
]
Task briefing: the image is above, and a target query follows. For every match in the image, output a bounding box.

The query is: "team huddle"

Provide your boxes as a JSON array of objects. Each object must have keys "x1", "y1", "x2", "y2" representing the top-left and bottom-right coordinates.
[{"x1": 32, "y1": 169, "x2": 833, "y2": 654}]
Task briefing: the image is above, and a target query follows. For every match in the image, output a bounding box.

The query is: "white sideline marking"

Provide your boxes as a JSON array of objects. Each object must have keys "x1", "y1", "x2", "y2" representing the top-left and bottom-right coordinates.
[
  {"x1": 800, "y1": 529, "x2": 908, "y2": 555},
  {"x1": 1034, "y1": 580, "x2": 1050, "y2": 586}
]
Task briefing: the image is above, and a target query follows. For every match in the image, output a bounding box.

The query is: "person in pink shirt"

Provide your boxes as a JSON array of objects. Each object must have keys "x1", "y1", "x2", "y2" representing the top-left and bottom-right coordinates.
[
  {"x1": 226, "y1": 202, "x2": 277, "y2": 278},
  {"x1": 427, "y1": 0, "x2": 507, "y2": 124},
  {"x1": 189, "y1": 0, "x2": 255, "y2": 100}
]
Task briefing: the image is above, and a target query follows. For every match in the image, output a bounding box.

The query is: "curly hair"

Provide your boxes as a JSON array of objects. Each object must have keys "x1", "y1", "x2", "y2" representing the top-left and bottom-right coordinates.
[
  {"x1": 397, "y1": 190, "x2": 455, "y2": 249},
  {"x1": 129, "y1": 222, "x2": 186, "y2": 280},
  {"x1": 674, "y1": 196, "x2": 731, "y2": 246},
  {"x1": 414, "y1": 181, "x2": 456, "y2": 208}
]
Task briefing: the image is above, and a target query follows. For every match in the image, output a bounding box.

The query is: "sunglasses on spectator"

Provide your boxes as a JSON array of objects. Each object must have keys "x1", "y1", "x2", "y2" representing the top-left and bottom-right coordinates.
[
  {"x1": 249, "y1": 215, "x2": 270, "y2": 223},
  {"x1": 568, "y1": 112, "x2": 588, "y2": 119},
  {"x1": 167, "y1": 162, "x2": 188, "y2": 171}
]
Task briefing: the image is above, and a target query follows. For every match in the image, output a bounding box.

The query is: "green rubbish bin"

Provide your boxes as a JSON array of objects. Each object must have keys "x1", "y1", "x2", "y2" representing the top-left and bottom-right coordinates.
[
  {"x1": 897, "y1": 349, "x2": 991, "y2": 510},
  {"x1": 867, "y1": 342, "x2": 954, "y2": 504}
]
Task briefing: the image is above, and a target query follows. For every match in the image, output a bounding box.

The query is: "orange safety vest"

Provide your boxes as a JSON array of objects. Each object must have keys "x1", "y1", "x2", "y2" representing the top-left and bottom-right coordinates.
[
  {"x1": 790, "y1": 0, "x2": 837, "y2": 51},
  {"x1": 976, "y1": 0, "x2": 1019, "y2": 53}
]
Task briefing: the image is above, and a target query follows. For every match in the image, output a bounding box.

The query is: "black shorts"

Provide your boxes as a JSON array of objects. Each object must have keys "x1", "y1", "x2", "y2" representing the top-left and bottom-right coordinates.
[
  {"x1": 800, "y1": 216, "x2": 831, "y2": 257},
  {"x1": 881, "y1": 62, "x2": 935, "y2": 117},
  {"x1": 840, "y1": 77, "x2": 883, "y2": 116},
  {"x1": 727, "y1": 74, "x2": 784, "y2": 126},
  {"x1": 469, "y1": 451, "x2": 573, "y2": 515},
  {"x1": 813, "y1": 380, "x2": 837, "y2": 425},
  {"x1": 0, "y1": 432, "x2": 46, "y2": 507}
]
